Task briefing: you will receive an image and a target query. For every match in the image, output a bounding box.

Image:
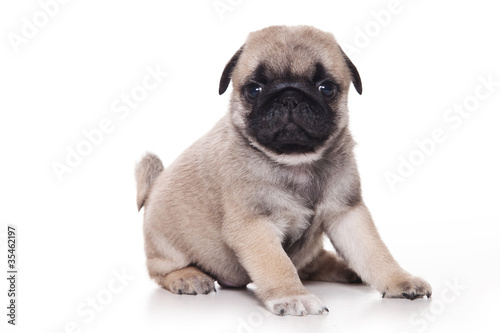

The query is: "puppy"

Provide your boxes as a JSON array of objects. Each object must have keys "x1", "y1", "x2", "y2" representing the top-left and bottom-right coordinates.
[{"x1": 135, "y1": 25, "x2": 431, "y2": 316}]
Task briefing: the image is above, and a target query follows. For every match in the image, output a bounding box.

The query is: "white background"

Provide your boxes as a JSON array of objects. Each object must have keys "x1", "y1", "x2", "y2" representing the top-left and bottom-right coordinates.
[{"x1": 1, "y1": 1, "x2": 499, "y2": 332}]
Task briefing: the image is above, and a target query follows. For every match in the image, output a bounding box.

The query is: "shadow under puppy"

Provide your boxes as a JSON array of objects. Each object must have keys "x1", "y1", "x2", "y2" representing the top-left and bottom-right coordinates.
[{"x1": 135, "y1": 25, "x2": 431, "y2": 316}]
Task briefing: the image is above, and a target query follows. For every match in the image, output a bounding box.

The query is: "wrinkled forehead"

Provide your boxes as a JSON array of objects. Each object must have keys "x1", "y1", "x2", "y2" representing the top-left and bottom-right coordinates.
[{"x1": 233, "y1": 26, "x2": 350, "y2": 85}]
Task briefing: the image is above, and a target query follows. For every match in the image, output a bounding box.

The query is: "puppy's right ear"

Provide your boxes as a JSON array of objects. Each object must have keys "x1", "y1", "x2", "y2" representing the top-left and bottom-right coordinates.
[
  {"x1": 339, "y1": 47, "x2": 363, "y2": 95},
  {"x1": 219, "y1": 44, "x2": 245, "y2": 95}
]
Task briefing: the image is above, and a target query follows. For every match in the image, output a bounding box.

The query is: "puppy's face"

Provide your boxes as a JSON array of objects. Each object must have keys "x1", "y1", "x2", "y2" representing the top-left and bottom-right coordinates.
[{"x1": 219, "y1": 26, "x2": 362, "y2": 164}]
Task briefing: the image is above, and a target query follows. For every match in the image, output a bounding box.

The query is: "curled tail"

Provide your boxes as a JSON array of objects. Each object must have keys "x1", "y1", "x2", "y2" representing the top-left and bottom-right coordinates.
[{"x1": 135, "y1": 152, "x2": 164, "y2": 211}]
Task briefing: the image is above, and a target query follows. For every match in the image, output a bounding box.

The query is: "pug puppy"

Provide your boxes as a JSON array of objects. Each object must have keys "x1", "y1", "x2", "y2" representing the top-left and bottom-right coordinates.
[{"x1": 135, "y1": 25, "x2": 431, "y2": 316}]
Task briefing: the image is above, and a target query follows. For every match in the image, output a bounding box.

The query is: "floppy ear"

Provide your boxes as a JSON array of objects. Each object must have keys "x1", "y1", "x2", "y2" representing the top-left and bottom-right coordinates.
[
  {"x1": 339, "y1": 47, "x2": 363, "y2": 95},
  {"x1": 219, "y1": 44, "x2": 245, "y2": 95}
]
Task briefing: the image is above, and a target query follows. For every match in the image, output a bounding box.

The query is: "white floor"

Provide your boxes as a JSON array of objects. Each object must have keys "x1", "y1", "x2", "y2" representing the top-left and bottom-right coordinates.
[{"x1": 3, "y1": 214, "x2": 498, "y2": 333}]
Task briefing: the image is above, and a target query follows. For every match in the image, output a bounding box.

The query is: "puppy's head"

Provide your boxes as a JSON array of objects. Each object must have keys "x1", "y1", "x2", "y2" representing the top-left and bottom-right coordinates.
[{"x1": 219, "y1": 25, "x2": 362, "y2": 165}]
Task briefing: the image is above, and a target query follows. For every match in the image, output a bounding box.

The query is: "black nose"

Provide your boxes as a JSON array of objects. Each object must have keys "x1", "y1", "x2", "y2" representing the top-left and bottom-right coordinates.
[
  {"x1": 281, "y1": 96, "x2": 299, "y2": 109},
  {"x1": 278, "y1": 89, "x2": 303, "y2": 109}
]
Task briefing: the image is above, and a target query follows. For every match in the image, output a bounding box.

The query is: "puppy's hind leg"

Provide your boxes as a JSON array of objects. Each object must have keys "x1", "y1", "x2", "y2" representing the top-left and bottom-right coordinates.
[
  {"x1": 145, "y1": 232, "x2": 216, "y2": 295},
  {"x1": 147, "y1": 257, "x2": 216, "y2": 295},
  {"x1": 159, "y1": 266, "x2": 216, "y2": 295},
  {"x1": 298, "y1": 249, "x2": 362, "y2": 283}
]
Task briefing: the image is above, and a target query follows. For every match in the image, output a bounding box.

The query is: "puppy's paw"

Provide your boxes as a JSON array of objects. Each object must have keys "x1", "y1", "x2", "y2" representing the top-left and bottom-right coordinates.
[
  {"x1": 264, "y1": 294, "x2": 329, "y2": 316},
  {"x1": 160, "y1": 267, "x2": 216, "y2": 295},
  {"x1": 382, "y1": 274, "x2": 432, "y2": 300}
]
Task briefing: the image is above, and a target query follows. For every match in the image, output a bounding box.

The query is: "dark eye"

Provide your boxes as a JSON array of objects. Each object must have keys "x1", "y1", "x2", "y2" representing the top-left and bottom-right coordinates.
[
  {"x1": 318, "y1": 81, "x2": 337, "y2": 98},
  {"x1": 245, "y1": 83, "x2": 263, "y2": 101}
]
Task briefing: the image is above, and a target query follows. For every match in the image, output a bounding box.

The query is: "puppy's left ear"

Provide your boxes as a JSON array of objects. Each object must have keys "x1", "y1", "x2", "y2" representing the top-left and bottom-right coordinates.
[
  {"x1": 339, "y1": 47, "x2": 363, "y2": 95},
  {"x1": 219, "y1": 44, "x2": 245, "y2": 95}
]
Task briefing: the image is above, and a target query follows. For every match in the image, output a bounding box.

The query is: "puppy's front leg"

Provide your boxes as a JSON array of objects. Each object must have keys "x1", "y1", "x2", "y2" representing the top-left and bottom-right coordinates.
[
  {"x1": 223, "y1": 218, "x2": 328, "y2": 316},
  {"x1": 325, "y1": 203, "x2": 432, "y2": 299}
]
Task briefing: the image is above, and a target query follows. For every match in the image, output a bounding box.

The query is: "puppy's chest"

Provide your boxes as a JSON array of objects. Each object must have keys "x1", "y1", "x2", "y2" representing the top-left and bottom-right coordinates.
[
  {"x1": 267, "y1": 196, "x2": 314, "y2": 243},
  {"x1": 284, "y1": 165, "x2": 325, "y2": 205},
  {"x1": 261, "y1": 170, "x2": 324, "y2": 241}
]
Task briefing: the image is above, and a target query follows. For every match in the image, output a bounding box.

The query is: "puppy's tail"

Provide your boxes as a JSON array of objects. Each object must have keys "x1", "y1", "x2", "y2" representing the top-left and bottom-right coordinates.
[{"x1": 135, "y1": 152, "x2": 164, "y2": 211}]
